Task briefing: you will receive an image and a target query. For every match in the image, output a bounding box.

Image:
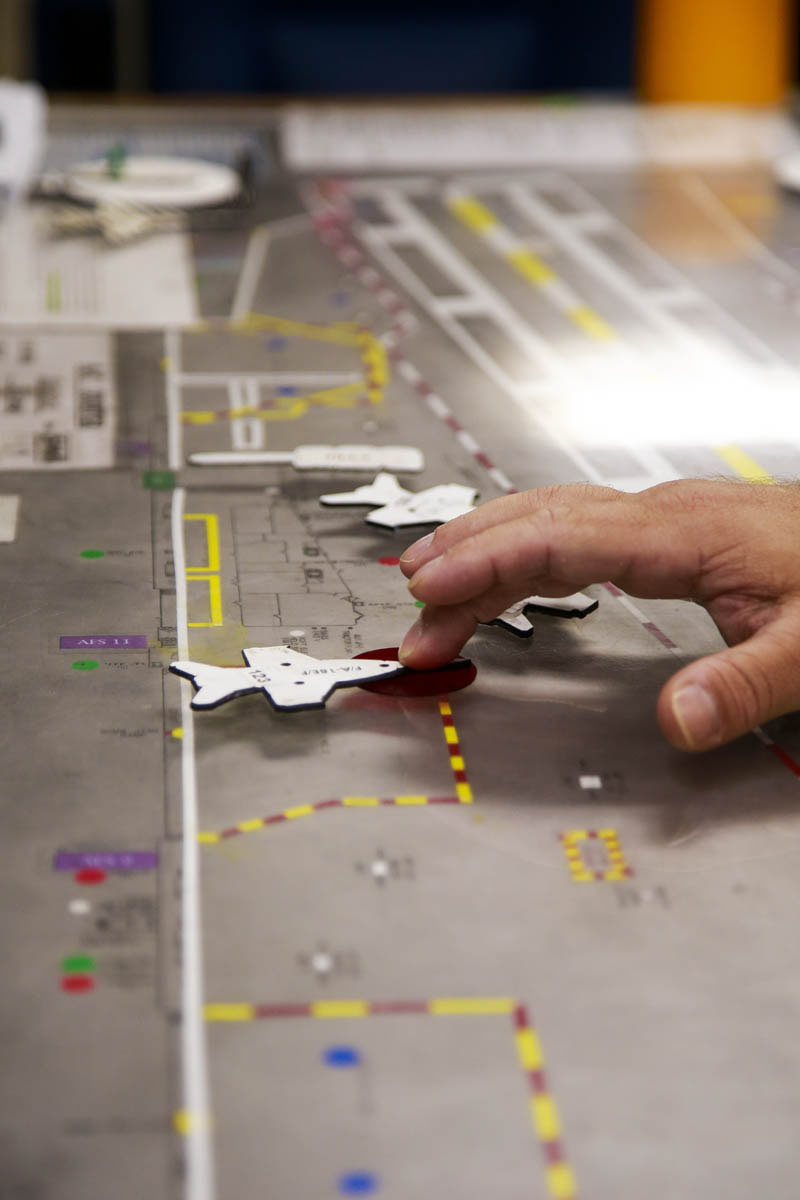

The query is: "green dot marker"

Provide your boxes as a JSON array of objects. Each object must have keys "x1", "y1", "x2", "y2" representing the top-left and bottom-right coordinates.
[
  {"x1": 61, "y1": 953, "x2": 96, "y2": 974},
  {"x1": 414, "y1": 600, "x2": 425, "y2": 609},
  {"x1": 72, "y1": 660, "x2": 99, "y2": 672},
  {"x1": 80, "y1": 549, "x2": 105, "y2": 559},
  {"x1": 142, "y1": 469, "x2": 176, "y2": 490}
]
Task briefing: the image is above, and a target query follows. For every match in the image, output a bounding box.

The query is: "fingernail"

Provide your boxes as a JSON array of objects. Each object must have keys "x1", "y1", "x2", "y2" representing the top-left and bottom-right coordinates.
[
  {"x1": 400, "y1": 531, "x2": 435, "y2": 564},
  {"x1": 398, "y1": 621, "x2": 422, "y2": 664},
  {"x1": 671, "y1": 683, "x2": 721, "y2": 749}
]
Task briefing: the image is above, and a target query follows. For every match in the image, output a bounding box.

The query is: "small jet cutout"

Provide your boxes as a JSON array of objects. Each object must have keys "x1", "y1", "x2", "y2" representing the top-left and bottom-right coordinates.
[
  {"x1": 169, "y1": 646, "x2": 406, "y2": 712},
  {"x1": 488, "y1": 592, "x2": 599, "y2": 637}
]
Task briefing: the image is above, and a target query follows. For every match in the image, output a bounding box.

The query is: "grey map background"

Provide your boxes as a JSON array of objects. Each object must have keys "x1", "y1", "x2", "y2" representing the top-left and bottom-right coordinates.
[{"x1": 2, "y1": 105, "x2": 800, "y2": 1200}]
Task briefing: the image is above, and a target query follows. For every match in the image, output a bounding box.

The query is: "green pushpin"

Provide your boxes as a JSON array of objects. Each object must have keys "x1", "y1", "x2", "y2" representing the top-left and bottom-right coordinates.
[{"x1": 106, "y1": 141, "x2": 127, "y2": 180}]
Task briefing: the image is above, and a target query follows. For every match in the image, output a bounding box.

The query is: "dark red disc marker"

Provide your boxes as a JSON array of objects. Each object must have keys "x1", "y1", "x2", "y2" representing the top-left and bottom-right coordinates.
[
  {"x1": 61, "y1": 975, "x2": 95, "y2": 993},
  {"x1": 378, "y1": 556, "x2": 401, "y2": 566},
  {"x1": 354, "y1": 647, "x2": 476, "y2": 698},
  {"x1": 74, "y1": 867, "x2": 106, "y2": 886}
]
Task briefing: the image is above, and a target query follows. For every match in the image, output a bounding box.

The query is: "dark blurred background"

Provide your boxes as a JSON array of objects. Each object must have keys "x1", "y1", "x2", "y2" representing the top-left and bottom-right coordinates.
[{"x1": 10, "y1": 0, "x2": 637, "y2": 94}]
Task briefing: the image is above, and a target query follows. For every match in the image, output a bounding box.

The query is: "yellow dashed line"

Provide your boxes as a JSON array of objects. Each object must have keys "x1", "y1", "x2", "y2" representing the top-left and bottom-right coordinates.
[
  {"x1": 531, "y1": 1094, "x2": 562, "y2": 1141},
  {"x1": 567, "y1": 304, "x2": 617, "y2": 341},
  {"x1": 515, "y1": 1028, "x2": 544, "y2": 1070},
  {"x1": 284, "y1": 805, "x2": 314, "y2": 820},
  {"x1": 312, "y1": 1000, "x2": 369, "y2": 1019},
  {"x1": 547, "y1": 1162, "x2": 579, "y2": 1199},
  {"x1": 714, "y1": 444, "x2": 775, "y2": 482},
  {"x1": 204, "y1": 1003, "x2": 255, "y2": 1021},
  {"x1": 507, "y1": 248, "x2": 557, "y2": 285},
  {"x1": 447, "y1": 195, "x2": 498, "y2": 233},
  {"x1": 429, "y1": 996, "x2": 515, "y2": 1016}
]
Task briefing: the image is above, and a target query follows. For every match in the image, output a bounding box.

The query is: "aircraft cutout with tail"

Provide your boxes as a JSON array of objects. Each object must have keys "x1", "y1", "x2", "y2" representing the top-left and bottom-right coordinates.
[{"x1": 170, "y1": 646, "x2": 405, "y2": 712}]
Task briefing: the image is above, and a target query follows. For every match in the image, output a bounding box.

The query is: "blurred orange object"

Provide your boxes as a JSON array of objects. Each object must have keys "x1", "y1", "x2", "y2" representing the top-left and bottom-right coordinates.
[{"x1": 638, "y1": 0, "x2": 796, "y2": 105}]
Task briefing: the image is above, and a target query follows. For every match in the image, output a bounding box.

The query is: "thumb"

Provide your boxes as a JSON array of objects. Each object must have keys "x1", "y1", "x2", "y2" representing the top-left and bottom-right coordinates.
[{"x1": 657, "y1": 618, "x2": 800, "y2": 752}]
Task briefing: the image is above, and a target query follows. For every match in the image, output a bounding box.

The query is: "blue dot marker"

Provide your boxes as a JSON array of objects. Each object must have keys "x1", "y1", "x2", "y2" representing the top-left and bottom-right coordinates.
[
  {"x1": 277, "y1": 385, "x2": 297, "y2": 396},
  {"x1": 324, "y1": 1045, "x2": 361, "y2": 1069},
  {"x1": 331, "y1": 290, "x2": 351, "y2": 307},
  {"x1": 266, "y1": 336, "x2": 288, "y2": 352},
  {"x1": 338, "y1": 1172, "x2": 378, "y2": 1195}
]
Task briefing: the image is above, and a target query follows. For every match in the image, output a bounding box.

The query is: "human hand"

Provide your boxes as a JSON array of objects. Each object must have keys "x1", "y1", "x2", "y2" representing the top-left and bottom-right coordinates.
[{"x1": 397, "y1": 480, "x2": 800, "y2": 753}]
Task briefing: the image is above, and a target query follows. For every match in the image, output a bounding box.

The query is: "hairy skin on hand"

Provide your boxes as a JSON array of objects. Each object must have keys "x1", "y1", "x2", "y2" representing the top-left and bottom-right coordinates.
[{"x1": 397, "y1": 480, "x2": 800, "y2": 753}]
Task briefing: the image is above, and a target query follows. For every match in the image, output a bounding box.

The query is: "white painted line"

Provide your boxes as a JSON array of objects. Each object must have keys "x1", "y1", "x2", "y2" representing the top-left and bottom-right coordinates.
[
  {"x1": 231, "y1": 225, "x2": 270, "y2": 320},
  {"x1": 165, "y1": 328, "x2": 183, "y2": 471},
  {"x1": 0, "y1": 495, "x2": 20, "y2": 542},
  {"x1": 172, "y1": 485, "x2": 215, "y2": 1199}
]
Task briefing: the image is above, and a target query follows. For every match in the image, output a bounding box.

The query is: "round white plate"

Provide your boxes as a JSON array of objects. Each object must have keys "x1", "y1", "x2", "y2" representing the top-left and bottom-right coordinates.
[{"x1": 64, "y1": 154, "x2": 240, "y2": 208}]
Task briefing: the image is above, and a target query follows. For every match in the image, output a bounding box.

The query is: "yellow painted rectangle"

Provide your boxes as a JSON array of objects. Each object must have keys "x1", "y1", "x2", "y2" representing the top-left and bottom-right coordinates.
[
  {"x1": 448, "y1": 195, "x2": 497, "y2": 232},
  {"x1": 507, "y1": 249, "x2": 556, "y2": 285},
  {"x1": 438, "y1": 700, "x2": 452, "y2": 716},
  {"x1": 563, "y1": 830, "x2": 588, "y2": 842},
  {"x1": 515, "y1": 1028, "x2": 544, "y2": 1070},
  {"x1": 546, "y1": 1162, "x2": 578, "y2": 1199},
  {"x1": 187, "y1": 574, "x2": 223, "y2": 628},
  {"x1": 531, "y1": 1095, "x2": 562, "y2": 1141},
  {"x1": 714, "y1": 444, "x2": 774, "y2": 483},
  {"x1": 204, "y1": 1003, "x2": 254, "y2": 1021},
  {"x1": 284, "y1": 805, "x2": 314, "y2": 820},
  {"x1": 312, "y1": 1000, "x2": 369, "y2": 1019},
  {"x1": 449, "y1": 755, "x2": 465, "y2": 770},
  {"x1": 343, "y1": 796, "x2": 380, "y2": 807},
  {"x1": 456, "y1": 783, "x2": 474, "y2": 804},
  {"x1": 429, "y1": 996, "x2": 515, "y2": 1016},
  {"x1": 237, "y1": 818, "x2": 265, "y2": 833},
  {"x1": 568, "y1": 305, "x2": 617, "y2": 341},
  {"x1": 197, "y1": 831, "x2": 220, "y2": 845},
  {"x1": 184, "y1": 513, "x2": 221, "y2": 572},
  {"x1": 395, "y1": 794, "x2": 428, "y2": 806},
  {"x1": 444, "y1": 726, "x2": 459, "y2": 744},
  {"x1": 182, "y1": 411, "x2": 217, "y2": 425}
]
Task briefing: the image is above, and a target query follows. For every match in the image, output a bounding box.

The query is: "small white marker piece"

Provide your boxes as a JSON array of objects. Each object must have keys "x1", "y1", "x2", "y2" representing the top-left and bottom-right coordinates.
[
  {"x1": 320, "y1": 472, "x2": 411, "y2": 508},
  {"x1": 311, "y1": 951, "x2": 334, "y2": 976},
  {"x1": 68, "y1": 898, "x2": 92, "y2": 916},
  {"x1": 579, "y1": 774, "x2": 603, "y2": 790},
  {"x1": 370, "y1": 858, "x2": 390, "y2": 880},
  {"x1": 0, "y1": 495, "x2": 20, "y2": 543},
  {"x1": 189, "y1": 444, "x2": 424, "y2": 473},
  {"x1": 366, "y1": 484, "x2": 477, "y2": 531}
]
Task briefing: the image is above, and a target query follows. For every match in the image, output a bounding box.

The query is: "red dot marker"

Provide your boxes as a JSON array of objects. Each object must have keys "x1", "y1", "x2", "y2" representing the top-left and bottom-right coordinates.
[
  {"x1": 378, "y1": 556, "x2": 401, "y2": 566},
  {"x1": 354, "y1": 647, "x2": 476, "y2": 698},
  {"x1": 61, "y1": 975, "x2": 95, "y2": 993},
  {"x1": 74, "y1": 867, "x2": 106, "y2": 886}
]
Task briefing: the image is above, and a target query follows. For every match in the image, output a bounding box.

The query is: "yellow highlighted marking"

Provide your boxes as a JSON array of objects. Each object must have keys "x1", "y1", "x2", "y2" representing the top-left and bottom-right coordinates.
[
  {"x1": 395, "y1": 794, "x2": 428, "y2": 806},
  {"x1": 444, "y1": 725, "x2": 459, "y2": 745},
  {"x1": 714, "y1": 445, "x2": 774, "y2": 483},
  {"x1": 312, "y1": 1000, "x2": 369, "y2": 1019},
  {"x1": 343, "y1": 796, "x2": 380, "y2": 807},
  {"x1": 456, "y1": 782, "x2": 474, "y2": 804},
  {"x1": 531, "y1": 1094, "x2": 562, "y2": 1141},
  {"x1": 172, "y1": 1109, "x2": 193, "y2": 1134},
  {"x1": 429, "y1": 996, "x2": 515, "y2": 1016},
  {"x1": 438, "y1": 700, "x2": 452, "y2": 716},
  {"x1": 187, "y1": 574, "x2": 223, "y2": 628},
  {"x1": 170, "y1": 727, "x2": 184, "y2": 740},
  {"x1": 197, "y1": 832, "x2": 220, "y2": 845},
  {"x1": 237, "y1": 818, "x2": 265, "y2": 833},
  {"x1": 561, "y1": 829, "x2": 632, "y2": 882},
  {"x1": 284, "y1": 805, "x2": 314, "y2": 820},
  {"x1": 507, "y1": 249, "x2": 557, "y2": 285},
  {"x1": 449, "y1": 755, "x2": 465, "y2": 771},
  {"x1": 184, "y1": 513, "x2": 220, "y2": 572},
  {"x1": 515, "y1": 1028, "x2": 544, "y2": 1071},
  {"x1": 546, "y1": 1162, "x2": 578, "y2": 1199},
  {"x1": 447, "y1": 195, "x2": 497, "y2": 232},
  {"x1": 204, "y1": 1003, "x2": 255, "y2": 1021},
  {"x1": 567, "y1": 305, "x2": 617, "y2": 340}
]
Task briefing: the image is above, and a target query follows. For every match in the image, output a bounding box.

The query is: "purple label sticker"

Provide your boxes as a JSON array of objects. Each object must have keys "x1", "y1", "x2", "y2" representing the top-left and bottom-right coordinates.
[
  {"x1": 60, "y1": 635, "x2": 148, "y2": 650},
  {"x1": 53, "y1": 851, "x2": 158, "y2": 871}
]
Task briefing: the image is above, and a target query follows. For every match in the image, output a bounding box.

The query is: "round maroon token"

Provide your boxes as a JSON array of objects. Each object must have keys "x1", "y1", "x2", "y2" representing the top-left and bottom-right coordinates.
[
  {"x1": 74, "y1": 868, "x2": 106, "y2": 886},
  {"x1": 354, "y1": 647, "x2": 476, "y2": 698}
]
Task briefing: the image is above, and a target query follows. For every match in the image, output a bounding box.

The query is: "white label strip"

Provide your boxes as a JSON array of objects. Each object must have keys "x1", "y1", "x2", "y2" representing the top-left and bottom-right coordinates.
[{"x1": 0, "y1": 495, "x2": 20, "y2": 542}]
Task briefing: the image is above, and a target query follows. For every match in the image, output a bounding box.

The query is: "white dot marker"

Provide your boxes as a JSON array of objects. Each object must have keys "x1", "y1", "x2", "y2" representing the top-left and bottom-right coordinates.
[
  {"x1": 68, "y1": 898, "x2": 91, "y2": 916},
  {"x1": 370, "y1": 858, "x2": 390, "y2": 880},
  {"x1": 289, "y1": 630, "x2": 305, "y2": 638},
  {"x1": 311, "y1": 951, "x2": 334, "y2": 976},
  {"x1": 579, "y1": 774, "x2": 603, "y2": 790}
]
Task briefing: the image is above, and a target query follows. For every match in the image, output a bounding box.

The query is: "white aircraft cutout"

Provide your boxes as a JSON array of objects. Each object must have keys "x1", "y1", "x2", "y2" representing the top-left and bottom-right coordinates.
[
  {"x1": 488, "y1": 592, "x2": 599, "y2": 637},
  {"x1": 170, "y1": 646, "x2": 405, "y2": 712},
  {"x1": 319, "y1": 471, "x2": 412, "y2": 508}
]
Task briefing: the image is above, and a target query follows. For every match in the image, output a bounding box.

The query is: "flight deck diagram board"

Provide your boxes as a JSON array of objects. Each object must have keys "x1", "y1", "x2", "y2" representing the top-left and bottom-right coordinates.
[{"x1": 5, "y1": 113, "x2": 800, "y2": 1200}]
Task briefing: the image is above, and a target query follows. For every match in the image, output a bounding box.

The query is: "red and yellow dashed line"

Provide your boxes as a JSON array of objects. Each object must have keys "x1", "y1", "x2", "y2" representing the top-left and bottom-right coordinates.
[
  {"x1": 198, "y1": 793, "x2": 463, "y2": 845},
  {"x1": 204, "y1": 995, "x2": 578, "y2": 1197},
  {"x1": 560, "y1": 829, "x2": 633, "y2": 882},
  {"x1": 438, "y1": 698, "x2": 474, "y2": 804},
  {"x1": 446, "y1": 192, "x2": 615, "y2": 343},
  {"x1": 181, "y1": 382, "x2": 366, "y2": 425}
]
